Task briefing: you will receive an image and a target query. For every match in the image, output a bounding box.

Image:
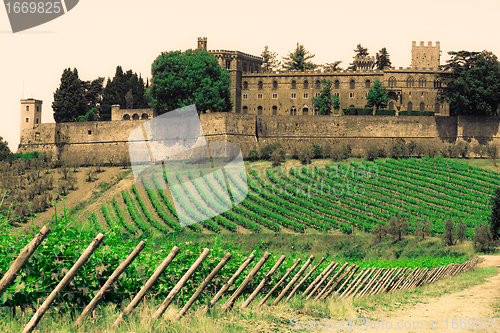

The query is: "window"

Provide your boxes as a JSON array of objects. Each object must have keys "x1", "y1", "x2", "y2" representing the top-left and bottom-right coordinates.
[
  {"x1": 388, "y1": 77, "x2": 396, "y2": 88},
  {"x1": 350, "y1": 80, "x2": 355, "y2": 89},
  {"x1": 334, "y1": 92, "x2": 339, "y2": 97},
  {"x1": 132, "y1": 113, "x2": 139, "y2": 120},
  {"x1": 36, "y1": 106, "x2": 39, "y2": 112},
  {"x1": 419, "y1": 77, "x2": 426, "y2": 88},
  {"x1": 349, "y1": 92, "x2": 355, "y2": 98},
  {"x1": 365, "y1": 79, "x2": 370, "y2": 88},
  {"x1": 303, "y1": 93, "x2": 309, "y2": 98},
  {"x1": 25, "y1": 117, "x2": 29, "y2": 122},
  {"x1": 365, "y1": 92, "x2": 368, "y2": 97},
  {"x1": 389, "y1": 101, "x2": 394, "y2": 110},
  {"x1": 226, "y1": 60, "x2": 231, "y2": 70},
  {"x1": 406, "y1": 77, "x2": 414, "y2": 87},
  {"x1": 258, "y1": 81, "x2": 263, "y2": 90},
  {"x1": 35, "y1": 132, "x2": 40, "y2": 140},
  {"x1": 272, "y1": 93, "x2": 278, "y2": 99},
  {"x1": 315, "y1": 92, "x2": 320, "y2": 97},
  {"x1": 26, "y1": 106, "x2": 29, "y2": 111},
  {"x1": 142, "y1": 113, "x2": 149, "y2": 119},
  {"x1": 420, "y1": 102, "x2": 425, "y2": 111},
  {"x1": 303, "y1": 80, "x2": 309, "y2": 89},
  {"x1": 243, "y1": 94, "x2": 248, "y2": 99},
  {"x1": 408, "y1": 102, "x2": 413, "y2": 111},
  {"x1": 303, "y1": 108, "x2": 309, "y2": 115},
  {"x1": 291, "y1": 80, "x2": 297, "y2": 89},
  {"x1": 257, "y1": 94, "x2": 263, "y2": 99},
  {"x1": 421, "y1": 92, "x2": 424, "y2": 97},
  {"x1": 291, "y1": 93, "x2": 296, "y2": 99},
  {"x1": 243, "y1": 63, "x2": 247, "y2": 72},
  {"x1": 273, "y1": 81, "x2": 278, "y2": 89},
  {"x1": 88, "y1": 130, "x2": 92, "y2": 135},
  {"x1": 272, "y1": 106, "x2": 278, "y2": 115},
  {"x1": 334, "y1": 80, "x2": 340, "y2": 89},
  {"x1": 315, "y1": 80, "x2": 321, "y2": 89},
  {"x1": 434, "y1": 80, "x2": 442, "y2": 88},
  {"x1": 314, "y1": 108, "x2": 319, "y2": 115},
  {"x1": 290, "y1": 107, "x2": 297, "y2": 115},
  {"x1": 258, "y1": 106, "x2": 263, "y2": 115},
  {"x1": 242, "y1": 106, "x2": 248, "y2": 114},
  {"x1": 123, "y1": 114, "x2": 130, "y2": 120},
  {"x1": 243, "y1": 81, "x2": 248, "y2": 90},
  {"x1": 36, "y1": 118, "x2": 39, "y2": 124},
  {"x1": 435, "y1": 103, "x2": 440, "y2": 113}
]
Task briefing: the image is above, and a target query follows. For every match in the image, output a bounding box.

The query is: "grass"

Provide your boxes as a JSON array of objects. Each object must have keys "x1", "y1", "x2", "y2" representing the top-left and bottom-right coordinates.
[{"x1": 1, "y1": 266, "x2": 496, "y2": 333}]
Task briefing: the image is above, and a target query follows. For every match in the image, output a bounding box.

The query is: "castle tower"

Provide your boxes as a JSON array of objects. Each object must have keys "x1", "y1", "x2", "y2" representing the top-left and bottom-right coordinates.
[
  {"x1": 197, "y1": 37, "x2": 207, "y2": 51},
  {"x1": 20, "y1": 98, "x2": 42, "y2": 143},
  {"x1": 354, "y1": 55, "x2": 375, "y2": 70},
  {"x1": 412, "y1": 41, "x2": 441, "y2": 69}
]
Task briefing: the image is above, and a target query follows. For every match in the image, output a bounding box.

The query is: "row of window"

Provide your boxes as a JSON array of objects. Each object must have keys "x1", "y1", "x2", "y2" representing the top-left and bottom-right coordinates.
[
  {"x1": 243, "y1": 78, "x2": 442, "y2": 90},
  {"x1": 122, "y1": 113, "x2": 150, "y2": 120},
  {"x1": 243, "y1": 92, "x2": 341, "y2": 100},
  {"x1": 25, "y1": 106, "x2": 40, "y2": 112}
]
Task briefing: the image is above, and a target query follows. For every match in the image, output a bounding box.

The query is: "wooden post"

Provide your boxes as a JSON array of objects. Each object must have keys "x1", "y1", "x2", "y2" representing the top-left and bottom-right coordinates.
[
  {"x1": 374, "y1": 267, "x2": 399, "y2": 294},
  {"x1": 367, "y1": 268, "x2": 392, "y2": 296},
  {"x1": 0, "y1": 226, "x2": 51, "y2": 298},
  {"x1": 350, "y1": 267, "x2": 376, "y2": 298},
  {"x1": 221, "y1": 251, "x2": 271, "y2": 312},
  {"x1": 305, "y1": 262, "x2": 339, "y2": 300},
  {"x1": 283, "y1": 256, "x2": 321, "y2": 304},
  {"x1": 74, "y1": 240, "x2": 146, "y2": 327},
  {"x1": 113, "y1": 246, "x2": 179, "y2": 328},
  {"x1": 241, "y1": 255, "x2": 285, "y2": 309},
  {"x1": 152, "y1": 248, "x2": 210, "y2": 320},
  {"x1": 337, "y1": 266, "x2": 360, "y2": 298},
  {"x1": 23, "y1": 233, "x2": 104, "y2": 333},
  {"x1": 176, "y1": 252, "x2": 232, "y2": 320},
  {"x1": 258, "y1": 258, "x2": 301, "y2": 308},
  {"x1": 317, "y1": 262, "x2": 350, "y2": 300},
  {"x1": 321, "y1": 263, "x2": 356, "y2": 299},
  {"x1": 357, "y1": 268, "x2": 384, "y2": 298},
  {"x1": 302, "y1": 261, "x2": 336, "y2": 299},
  {"x1": 209, "y1": 254, "x2": 255, "y2": 308}
]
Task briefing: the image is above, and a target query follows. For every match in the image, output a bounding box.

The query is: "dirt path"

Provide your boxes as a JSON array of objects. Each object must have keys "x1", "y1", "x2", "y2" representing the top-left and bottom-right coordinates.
[{"x1": 346, "y1": 256, "x2": 500, "y2": 333}]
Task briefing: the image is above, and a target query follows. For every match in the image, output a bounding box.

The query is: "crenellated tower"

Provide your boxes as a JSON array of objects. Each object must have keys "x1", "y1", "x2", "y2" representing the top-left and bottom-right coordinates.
[
  {"x1": 20, "y1": 98, "x2": 42, "y2": 144},
  {"x1": 411, "y1": 41, "x2": 441, "y2": 69}
]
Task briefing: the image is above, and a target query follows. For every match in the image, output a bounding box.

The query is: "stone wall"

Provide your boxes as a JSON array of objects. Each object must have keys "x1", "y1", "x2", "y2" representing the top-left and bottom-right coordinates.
[{"x1": 17, "y1": 114, "x2": 500, "y2": 164}]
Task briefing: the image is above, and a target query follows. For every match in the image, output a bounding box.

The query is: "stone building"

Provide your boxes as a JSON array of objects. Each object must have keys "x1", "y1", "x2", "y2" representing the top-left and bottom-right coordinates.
[{"x1": 202, "y1": 38, "x2": 449, "y2": 116}]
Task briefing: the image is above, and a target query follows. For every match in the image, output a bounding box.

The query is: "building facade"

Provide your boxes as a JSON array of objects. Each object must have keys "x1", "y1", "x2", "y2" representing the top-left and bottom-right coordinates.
[{"x1": 203, "y1": 38, "x2": 449, "y2": 116}]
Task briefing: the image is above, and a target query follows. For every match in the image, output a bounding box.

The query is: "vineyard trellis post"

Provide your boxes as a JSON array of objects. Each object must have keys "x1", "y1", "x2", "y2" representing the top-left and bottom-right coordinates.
[
  {"x1": 22, "y1": 233, "x2": 105, "y2": 333},
  {"x1": 282, "y1": 255, "x2": 320, "y2": 304},
  {"x1": 316, "y1": 262, "x2": 349, "y2": 300},
  {"x1": 258, "y1": 258, "x2": 301, "y2": 308}
]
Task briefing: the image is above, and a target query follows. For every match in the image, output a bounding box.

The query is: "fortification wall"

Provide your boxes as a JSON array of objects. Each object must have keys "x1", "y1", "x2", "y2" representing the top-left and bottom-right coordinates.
[{"x1": 17, "y1": 114, "x2": 500, "y2": 164}]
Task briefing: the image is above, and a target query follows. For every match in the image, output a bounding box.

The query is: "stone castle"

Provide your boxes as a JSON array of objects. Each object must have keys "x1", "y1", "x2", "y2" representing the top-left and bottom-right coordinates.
[{"x1": 18, "y1": 38, "x2": 500, "y2": 164}]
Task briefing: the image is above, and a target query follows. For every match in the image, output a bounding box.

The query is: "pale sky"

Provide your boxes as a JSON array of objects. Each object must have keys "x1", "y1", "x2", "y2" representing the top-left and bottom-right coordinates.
[{"x1": 1, "y1": 0, "x2": 500, "y2": 152}]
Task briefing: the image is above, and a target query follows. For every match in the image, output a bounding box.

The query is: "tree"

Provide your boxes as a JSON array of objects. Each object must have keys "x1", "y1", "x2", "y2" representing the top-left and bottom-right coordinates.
[
  {"x1": 486, "y1": 143, "x2": 499, "y2": 166},
  {"x1": 415, "y1": 221, "x2": 432, "y2": 240},
  {"x1": 148, "y1": 49, "x2": 232, "y2": 115},
  {"x1": 0, "y1": 136, "x2": 11, "y2": 161},
  {"x1": 323, "y1": 61, "x2": 343, "y2": 71},
  {"x1": 82, "y1": 77, "x2": 104, "y2": 116},
  {"x1": 52, "y1": 68, "x2": 87, "y2": 123},
  {"x1": 282, "y1": 43, "x2": 317, "y2": 71},
  {"x1": 366, "y1": 80, "x2": 389, "y2": 110},
  {"x1": 489, "y1": 187, "x2": 500, "y2": 240},
  {"x1": 456, "y1": 221, "x2": 467, "y2": 242},
  {"x1": 261, "y1": 46, "x2": 281, "y2": 72},
  {"x1": 347, "y1": 44, "x2": 369, "y2": 70},
  {"x1": 473, "y1": 224, "x2": 497, "y2": 253},
  {"x1": 375, "y1": 47, "x2": 392, "y2": 70},
  {"x1": 442, "y1": 219, "x2": 455, "y2": 246},
  {"x1": 312, "y1": 80, "x2": 334, "y2": 115},
  {"x1": 386, "y1": 215, "x2": 409, "y2": 242},
  {"x1": 438, "y1": 50, "x2": 500, "y2": 116}
]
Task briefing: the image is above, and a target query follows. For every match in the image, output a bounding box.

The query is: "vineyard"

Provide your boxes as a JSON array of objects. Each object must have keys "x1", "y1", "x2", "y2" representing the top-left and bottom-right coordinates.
[{"x1": 82, "y1": 156, "x2": 499, "y2": 238}]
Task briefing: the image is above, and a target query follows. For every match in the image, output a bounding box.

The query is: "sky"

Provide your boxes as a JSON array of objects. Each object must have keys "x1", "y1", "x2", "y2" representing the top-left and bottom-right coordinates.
[{"x1": 1, "y1": 0, "x2": 500, "y2": 152}]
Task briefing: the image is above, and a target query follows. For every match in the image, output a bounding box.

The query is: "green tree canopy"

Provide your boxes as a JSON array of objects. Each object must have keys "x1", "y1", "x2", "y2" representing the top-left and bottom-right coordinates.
[
  {"x1": 323, "y1": 60, "x2": 343, "y2": 71},
  {"x1": 375, "y1": 47, "x2": 392, "y2": 70},
  {"x1": 490, "y1": 187, "x2": 500, "y2": 240},
  {"x1": 0, "y1": 136, "x2": 11, "y2": 161},
  {"x1": 438, "y1": 50, "x2": 500, "y2": 116},
  {"x1": 282, "y1": 43, "x2": 317, "y2": 71},
  {"x1": 52, "y1": 68, "x2": 87, "y2": 123},
  {"x1": 366, "y1": 80, "x2": 389, "y2": 109},
  {"x1": 147, "y1": 49, "x2": 232, "y2": 114},
  {"x1": 261, "y1": 46, "x2": 281, "y2": 72},
  {"x1": 312, "y1": 80, "x2": 339, "y2": 115}
]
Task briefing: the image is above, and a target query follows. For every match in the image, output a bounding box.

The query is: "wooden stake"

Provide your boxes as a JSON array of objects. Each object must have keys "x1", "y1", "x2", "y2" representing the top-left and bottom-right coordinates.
[
  {"x1": 258, "y1": 258, "x2": 301, "y2": 308},
  {"x1": 283, "y1": 256, "x2": 321, "y2": 304}
]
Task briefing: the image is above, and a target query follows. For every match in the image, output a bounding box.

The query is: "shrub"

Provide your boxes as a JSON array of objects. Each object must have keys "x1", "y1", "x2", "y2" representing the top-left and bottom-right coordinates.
[
  {"x1": 470, "y1": 138, "x2": 485, "y2": 158},
  {"x1": 297, "y1": 144, "x2": 314, "y2": 164},
  {"x1": 386, "y1": 215, "x2": 409, "y2": 243},
  {"x1": 270, "y1": 148, "x2": 286, "y2": 166},
  {"x1": 330, "y1": 141, "x2": 352, "y2": 160},
  {"x1": 321, "y1": 143, "x2": 332, "y2": 159},
  {"x1": 365, "y1": 142, "x2": 386, "y2": 161},
  {"x1": 486, "y1": 143, "x2": 499, "y2": 166},
  {"x1": 247, "y1": 149, "x2": 259, "y2": 161},
  {"x1": 473, "y1": 224, "x2": 497, "y2": 253},
  {"x1": 312, "y1": 144, "x2": 322, "y2": 158},
  {"x1": 260, "y1": 143, "x2": 282, "y2": 160},
  {"x1": 454, "y1": 139, "x2": 469, "y2": 158},
  {"x1": 389, "y1": 138, "x2": 409, "y2": 159},
  {"x1": 442, "y1": 219, "x2": 455, "y2": 246},
  {"x1": 423, "y1": 140, "x2": 442, "y2": 158}
]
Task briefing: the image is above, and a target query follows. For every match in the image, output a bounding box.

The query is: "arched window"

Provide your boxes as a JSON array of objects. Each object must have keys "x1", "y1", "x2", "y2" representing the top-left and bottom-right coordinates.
[
  {"x1": 123, "y1": 114, "x2": 130, "y2": 120},
  {"x1": 142, "y1": 113, "x2": 149, "y2": 119},
  {"x1": 242, "y1": 106, "x2": 248, "y2": 114},
  {"x1": 291, "y1": 80, "x2": 297, "y2": 89},
  {"x1": 26, "y1": 106, "x2": 29, "y2": 111},
  {"x1": 349, "y1": 105, "x2": 355, "y2": 108},
  {"x1": 419, "y1": 77, "x2": 426, "y2": 88},
  {"x1": 132, "y1": 114, "x2": 139, "y2": 120},
  {"x1": 272, "y1": 81, "x2": 278, "y2": 89},
  {"x1": 434, "y1": 80, "x2": 442, "y2": 88},
  {"x1": 290, "y1": 106, "x2": 297, "y2": 115},
  {"x1": 435, "y1": 103, "x2": 440, "y2": 113},
  {"x1": 365, "y1": 79, "x2": 370, "y2": 88},
  {"x1": 303, "y1": 80, "x2": 309, "y2": 89},
  {"x1": 303, "y1": 108, "x2": 309, "y2": 115},
  {"x1": 334, "y1": 80, "x2": 340, "y2": 89},
  {"x1": 406, "y1": 77, "x2": 414, "y2": 87},
  {"x1": 272, "y1": 106, "x2": 278, "y2": 115},
  {"x1": 257, "y1": 106, "x2": 263, "y2": 115},
  {"x1": 243, "y1": 81, "x2": 248, "y2": 90},
  {"x1": 420, "y1": 102, "x2": 425, "y2": 111},
  {"x1": 388, "y1": 101, "x2": 394, "y2": 110},
  {"x1": 408, "y1": 102, "x2": 413, "y2": 111},
  {"x1": 388, "y1": 76, "x2": 396, "y2": 88},
  {"x1": 315, "y1": 80, "x2": 321, "y2": 89},
  {"x1": 258, "y1": 81, "x2": 263, "y2": 90},
  {"x1": 350, "y1": 80, "x2": 355, "y2": 89},
  {"x1": 35, "y1": 118, "x2": 39, "y2": 124}
]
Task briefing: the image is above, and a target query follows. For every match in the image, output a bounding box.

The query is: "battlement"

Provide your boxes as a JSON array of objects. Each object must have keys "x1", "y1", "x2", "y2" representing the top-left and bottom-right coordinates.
[
  {"x1": 209, "y1": 49, "x2": 263, "y2": 62},
  {"x1": 412, "y1": 41, "x2": 440, "y2": 48},
  {"x1": 412, "y1": 41, "x2": 441, "y2": 69}
]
